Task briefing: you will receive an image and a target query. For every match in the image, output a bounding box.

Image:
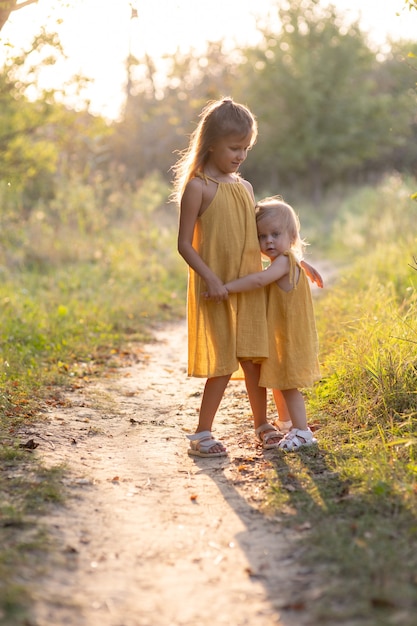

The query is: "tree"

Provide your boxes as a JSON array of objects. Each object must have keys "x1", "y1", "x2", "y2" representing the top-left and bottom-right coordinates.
[
  {"x1": 403, "y1": 0, "x2": 417, "y2": 200},
  {"x1": 111, "y1": 41, "x2": 243, "y2": 185},
  {"x1": 0, "y1": 28, "x2": 111, "y2": 208},
  {"x1": 371, "y1": 38, "x2": 417, "y2": 174},
  {"x1": 0, "y1": 0, "x2": 38, "y2": 31},
  {"x1": 241, "y1": 0, "x2": 414, "y2": 202}
]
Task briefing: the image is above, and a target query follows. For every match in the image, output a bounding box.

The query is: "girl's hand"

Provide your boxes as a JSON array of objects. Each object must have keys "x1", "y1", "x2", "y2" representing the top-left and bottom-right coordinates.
[
  {"x1": 301, "y1": 260, "x2": 324, "y2": 288},
  {"x1": 203, "y1": 278, "x2": 229, "y2": 302}
]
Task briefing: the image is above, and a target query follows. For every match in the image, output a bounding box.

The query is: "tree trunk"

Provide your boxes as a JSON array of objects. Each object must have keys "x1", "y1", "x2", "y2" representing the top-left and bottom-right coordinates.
[{"x1": 0, "y1": 0, "x2": 38, "y2": 32}]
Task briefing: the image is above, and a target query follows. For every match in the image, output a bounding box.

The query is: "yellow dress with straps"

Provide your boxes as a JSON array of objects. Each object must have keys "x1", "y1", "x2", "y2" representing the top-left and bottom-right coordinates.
[
  {"x1": 187, "y1": 175, "x2": 268, "y2": 378},
  {"x1": 259, "y1": 251, "x2": 321, "y2": 390}
]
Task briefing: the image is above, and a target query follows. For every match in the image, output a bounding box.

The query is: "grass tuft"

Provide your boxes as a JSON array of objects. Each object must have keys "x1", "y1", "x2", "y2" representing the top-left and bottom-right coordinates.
[
  {"x1": 265, "y1": 174, "x2": 417, "y2": 623},
  {"x1": 0, "y1": 171, "x2": 186, "y2": 620}
]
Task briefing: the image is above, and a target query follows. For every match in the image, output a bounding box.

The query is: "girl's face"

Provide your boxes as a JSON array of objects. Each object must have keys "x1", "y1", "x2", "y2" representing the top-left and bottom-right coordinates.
[
  {"x1": 207, "y1": 132, "x2": 252, "y2": 175},
  {"x1": 257, "y1": 215, "x2": 292, "y2": 260}
]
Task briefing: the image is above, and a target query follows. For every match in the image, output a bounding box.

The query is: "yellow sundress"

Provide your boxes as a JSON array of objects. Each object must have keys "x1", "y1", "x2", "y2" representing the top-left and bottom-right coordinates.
[
  {"x1": 187, "y1": 175, "x2": 268, "y2": 378},
  {"x1": 259, "y1": 251, "x2": 320, "y2": 390}
]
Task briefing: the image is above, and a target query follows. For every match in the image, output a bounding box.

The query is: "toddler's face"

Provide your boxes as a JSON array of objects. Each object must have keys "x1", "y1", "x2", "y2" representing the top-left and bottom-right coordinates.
[{"x1": 257, "y1": 215, "x2": 291, "y2": 260}]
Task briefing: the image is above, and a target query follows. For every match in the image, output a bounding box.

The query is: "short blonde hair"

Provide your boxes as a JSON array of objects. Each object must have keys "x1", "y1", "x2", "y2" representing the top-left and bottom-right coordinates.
[{"x1": 255, "y1": 195, "x2": 305, "y2": 258}]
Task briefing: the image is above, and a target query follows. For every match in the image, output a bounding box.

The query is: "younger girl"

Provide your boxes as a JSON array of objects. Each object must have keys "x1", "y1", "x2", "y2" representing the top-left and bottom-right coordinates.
[
  {"x1": 174, "y1": 98, "x2": 284, "y2": 457},
  {"x1": 224, "y1": 196, "x2": 321, "y2": 451}
]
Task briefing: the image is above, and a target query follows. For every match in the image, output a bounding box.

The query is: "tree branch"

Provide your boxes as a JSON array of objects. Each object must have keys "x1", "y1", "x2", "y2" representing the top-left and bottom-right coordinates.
[{"x1": 0, "y1": 0, "x2": 38, "y2": 31}]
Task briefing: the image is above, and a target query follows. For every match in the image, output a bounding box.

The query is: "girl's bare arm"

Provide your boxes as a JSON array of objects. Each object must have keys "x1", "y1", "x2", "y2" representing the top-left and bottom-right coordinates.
[
  {"x1": 224, "y1": 255, "x2": 290, "y2": 294},
  {"x1": 177, "y1": 179, "x2": 228, "y2": 300}
]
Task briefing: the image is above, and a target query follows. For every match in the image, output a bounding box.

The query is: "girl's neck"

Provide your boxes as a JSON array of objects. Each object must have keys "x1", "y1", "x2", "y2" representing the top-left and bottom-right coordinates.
[{"x1": 203, "y1": 168, "x2": 238, "y2": 183}]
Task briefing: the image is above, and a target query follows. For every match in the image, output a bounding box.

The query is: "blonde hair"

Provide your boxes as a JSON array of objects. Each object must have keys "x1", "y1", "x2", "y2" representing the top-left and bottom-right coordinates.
[
  {"x1": 172, "y1": 97, "x2": 257, "y2": 205},
  {"x1": 255, "y1": 196, "x2": 306, "y2": 259}
]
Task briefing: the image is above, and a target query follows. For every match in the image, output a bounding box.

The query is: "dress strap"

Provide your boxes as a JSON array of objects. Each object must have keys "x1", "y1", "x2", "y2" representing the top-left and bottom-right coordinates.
[
  {"x1": 195, "y1": 172, "x2": 240, "y2": 184},
  {"x1": 206, "y1": 174, "x2": 220, "y2": 183},
  {"x1": 195, "y1": 172, "x2": 219, "y2": 184},
  {"x1": 285, "y1": 251, "x2": 299, "y2": 288}
]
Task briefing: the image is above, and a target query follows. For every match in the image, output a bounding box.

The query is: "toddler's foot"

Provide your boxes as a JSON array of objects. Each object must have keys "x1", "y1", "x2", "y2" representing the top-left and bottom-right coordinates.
[
  {"x1": 273, "y1": 419, "x2": 292, "y2": 435},
  {"x1": 278, "y1": 428, "x2": 317, "y2": 452},
  {"x1": 255, "y1": 423, "x2": 284, "y2": 449}
]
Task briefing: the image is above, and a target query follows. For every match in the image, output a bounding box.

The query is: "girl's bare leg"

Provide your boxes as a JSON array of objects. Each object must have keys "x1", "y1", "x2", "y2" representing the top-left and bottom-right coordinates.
[
  {"x1": 194, "y1": 374, "x2": 230, "y2": 453},
  {"x1": 240, "y1": 361, "x2": 281, "y2": 445},
  {"x1": 240, "y1": 361, "x2": 266, "y2": 428},
  {"x1": 280, "y1": 388, "x2": 308, "y2": 430},
  {"x1": 272, "y1": 389, "x2": 291, "y2": 421},
  {"x1": 241, "y1": 361, "x2": 281, "y2": 444},
  {"x1": 272, "y1": 389, "x2": 292, "y2": 432}
]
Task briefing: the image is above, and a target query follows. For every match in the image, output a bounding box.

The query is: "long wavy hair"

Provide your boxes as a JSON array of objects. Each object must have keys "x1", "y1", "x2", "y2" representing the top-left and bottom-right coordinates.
[{"x1": 171, "y1": 97, "x2": 257, "y2": 205}]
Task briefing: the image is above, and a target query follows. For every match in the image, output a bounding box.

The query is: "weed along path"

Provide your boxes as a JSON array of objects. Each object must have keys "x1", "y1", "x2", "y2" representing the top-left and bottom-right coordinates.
[{"x1": 30, "y1": 320, "x2": 318, "y2": 626}]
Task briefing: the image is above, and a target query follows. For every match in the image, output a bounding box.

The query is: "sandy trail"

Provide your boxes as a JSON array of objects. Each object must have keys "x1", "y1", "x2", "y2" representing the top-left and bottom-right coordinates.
[{"x1": 29, "y1": 320, "x2": 317, "y2": 626}]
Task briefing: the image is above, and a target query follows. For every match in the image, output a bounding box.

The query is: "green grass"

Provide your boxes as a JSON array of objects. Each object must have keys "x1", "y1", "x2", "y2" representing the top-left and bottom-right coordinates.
[
  {"x1": 264, "y1": 177, "x2": 417, "y2": 624},
  {"x1": 266, "y1": 439, "x2": 417, "y2": 623},
  {"x1": 0, "y1": 449, "x2": 65, "y2": 623},
  {"x1": 0, "y1": 171, "x2": 187, "y2": 622},
  {"x1": 1, "y1": 171, "x2": 186, "y2": 430},
  {"x1": 1, "y1": 171, "x2": 417, "y2": 623}
]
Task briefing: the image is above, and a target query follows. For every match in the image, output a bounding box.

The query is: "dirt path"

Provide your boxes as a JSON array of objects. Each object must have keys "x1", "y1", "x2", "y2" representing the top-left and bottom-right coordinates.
[{"x1": 29, "y1": 320, "x2": 319, "y2": 626}]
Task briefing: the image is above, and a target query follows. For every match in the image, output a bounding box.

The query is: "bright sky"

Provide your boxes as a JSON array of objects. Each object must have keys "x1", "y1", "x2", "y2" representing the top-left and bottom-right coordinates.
[{"x1": 1, "y1": 0, "x2": 415, "y2": 120}]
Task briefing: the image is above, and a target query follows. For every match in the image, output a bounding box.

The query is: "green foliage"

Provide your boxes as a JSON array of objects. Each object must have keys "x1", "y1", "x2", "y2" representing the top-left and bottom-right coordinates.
[
  {"x1": 0, "y1": 171, "x2": 185, "y2": 425},
  {"x1": 267, "y1": 444, "x2": 417, "y2": 621},
  {"x1": 315, "y1": 280, "x2": 417, "y2": 427},
  {"x1": 2, "y1": 3, "x2": 417, "y2": 199},
  {"x1": 111, "y1": 3, "x2": 417, "y2": 197},
  {"x1": 0, "y1": 30, "x2": 61, "y2": 191},
  {"x1": 0, "y1": 450, "x2": 65, "y2": 623},
  {"x1": 0, "y1": 29, "x2": 112, "y2": 207},
  {"x1": 329, "y1": 173, "x2": 417, "y2": 257},
  {"x1": 241, "y1": 0, "x2": 416, "y2": 201},
  {"x1": 0, "y1": 168, "x2": 186, "y2": 621},
  {"x1": 265, "y1": 173, "x2": 417, "y2": 623},
  {"x1": 112, "y1": 41, "x2": 242, "y2": 185},
  {"x1": 312, "y1": 174, "x2": 417, "y2": 439}
]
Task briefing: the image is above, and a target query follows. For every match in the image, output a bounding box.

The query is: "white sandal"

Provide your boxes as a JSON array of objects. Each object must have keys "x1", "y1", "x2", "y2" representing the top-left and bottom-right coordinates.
[
  {"x1": 278, "y1": 428, "x2": 317, "y2": 451},
  {"x1": 273, "y1": 419, "x2": 292, "y2": 435},
  {"x1": 187, "y1": 431, "x2": 227, "y2": 457},
  {"x1": 255, "y1": 423, "x2": 284, "y2": 449}
]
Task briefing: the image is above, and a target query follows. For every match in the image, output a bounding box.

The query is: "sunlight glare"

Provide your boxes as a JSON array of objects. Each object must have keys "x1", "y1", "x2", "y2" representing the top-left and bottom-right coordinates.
[{"x1": 0, "y1": 0, "x2": 415, "y2": 120}]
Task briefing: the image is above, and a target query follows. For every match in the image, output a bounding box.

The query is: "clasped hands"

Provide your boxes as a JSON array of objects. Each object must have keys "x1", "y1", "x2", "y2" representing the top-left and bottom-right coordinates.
[{"x1": 202, "y1": 285, "x2": 229, "y2": 303}]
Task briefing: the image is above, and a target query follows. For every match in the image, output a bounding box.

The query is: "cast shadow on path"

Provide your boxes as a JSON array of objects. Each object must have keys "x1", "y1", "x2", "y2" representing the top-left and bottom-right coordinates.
[
  {"x1": 189, "y1": 440, "x2": 417, "y2": 625},
  {"x1": 186, "y1": 448, "x2": 324, "y2": 626}
]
